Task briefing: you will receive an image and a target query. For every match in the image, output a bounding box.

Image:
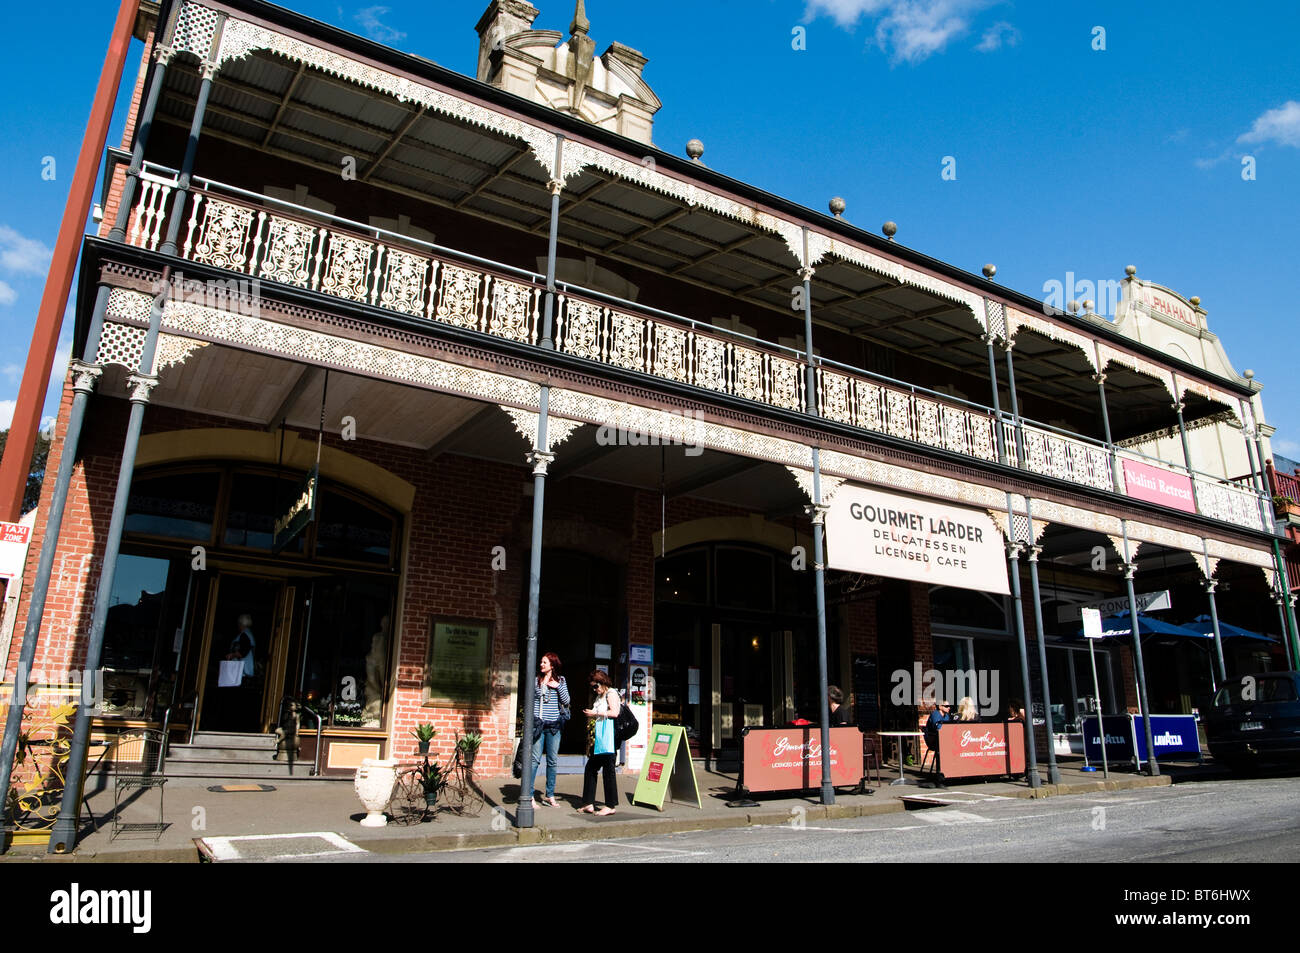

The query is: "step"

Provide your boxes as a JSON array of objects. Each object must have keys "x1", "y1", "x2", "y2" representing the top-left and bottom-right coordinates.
[
  {"x1": 161, "y1": 758, "x2": 320, "y2": 779},
  {"x1": 189, "y1": 732, "x2": 277, "y2": 746},
  {"x1": 166, "y1": 743, "x2": 283, "y2": 762}
]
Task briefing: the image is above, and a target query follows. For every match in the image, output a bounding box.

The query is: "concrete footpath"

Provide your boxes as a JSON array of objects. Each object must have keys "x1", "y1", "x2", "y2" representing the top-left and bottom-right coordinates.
[{"x1": 0, "y1": 757, "x2": 1195, "y2": 863}]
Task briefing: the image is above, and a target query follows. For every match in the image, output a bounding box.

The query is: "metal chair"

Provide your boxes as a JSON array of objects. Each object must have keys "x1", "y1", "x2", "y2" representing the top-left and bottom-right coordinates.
[
  {"x1": 108, "y1": 730, "x2": 168, "y2": 840},
  {"x1": 859, "y1": 733, "x2": 882, "y2": 790}
]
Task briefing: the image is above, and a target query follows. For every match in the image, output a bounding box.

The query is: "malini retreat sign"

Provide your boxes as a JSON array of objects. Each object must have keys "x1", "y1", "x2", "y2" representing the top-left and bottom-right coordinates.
[{"x1": 826, "y1": 484, "x2": 1009, "y2": 594}]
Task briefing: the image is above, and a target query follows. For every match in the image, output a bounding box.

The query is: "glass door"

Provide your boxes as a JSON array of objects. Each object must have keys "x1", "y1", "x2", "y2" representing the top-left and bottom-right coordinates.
[{"x1": 197, "y1": 573, "x2": 284, "y2": 732}]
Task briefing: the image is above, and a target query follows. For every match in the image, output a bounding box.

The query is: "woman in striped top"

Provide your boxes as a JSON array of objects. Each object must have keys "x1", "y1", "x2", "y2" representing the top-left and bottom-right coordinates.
[{"x1": 530, "y1": 652, "x2": 569, "y2": 807}]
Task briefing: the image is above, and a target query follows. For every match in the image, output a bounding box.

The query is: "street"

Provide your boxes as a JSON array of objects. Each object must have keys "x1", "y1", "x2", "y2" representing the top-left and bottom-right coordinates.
[{"x1": 292, "y1": 777, "x2": 1300, "y2": 863}]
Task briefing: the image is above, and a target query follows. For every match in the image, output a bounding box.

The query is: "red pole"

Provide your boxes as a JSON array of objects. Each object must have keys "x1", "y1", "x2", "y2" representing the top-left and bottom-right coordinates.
[{"x1": 0, "y1": 0, "x2": 140, "y2": 520}]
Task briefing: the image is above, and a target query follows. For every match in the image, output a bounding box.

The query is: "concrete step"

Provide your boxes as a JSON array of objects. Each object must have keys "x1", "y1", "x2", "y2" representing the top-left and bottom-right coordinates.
[
  {"x1": 167, "y1": 743, "x2": 282, "y2": 762},
  {"x1": 162, "y1": 758, "x2": 319, "y2": 779},
  {"x1": 190, "y1": 732, "x2": 277, "y2": 746}
]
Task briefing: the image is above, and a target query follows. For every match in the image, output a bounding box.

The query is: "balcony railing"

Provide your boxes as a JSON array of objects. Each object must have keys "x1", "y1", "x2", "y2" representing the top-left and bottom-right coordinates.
[{"x1": 117, "y1": 167, "x2": 1270, "y2": 534}]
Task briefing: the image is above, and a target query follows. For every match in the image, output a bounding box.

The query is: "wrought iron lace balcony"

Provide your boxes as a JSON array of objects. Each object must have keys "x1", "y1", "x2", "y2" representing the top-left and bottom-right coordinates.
[{"x1": 120, "y1": 166, "x2": 1269, "y2": 533}]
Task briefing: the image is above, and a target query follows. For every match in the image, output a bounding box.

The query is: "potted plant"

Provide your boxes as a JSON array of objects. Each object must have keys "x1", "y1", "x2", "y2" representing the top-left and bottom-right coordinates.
[
  {"x1": 1273, "y1": 495, "x2": 1300, "y2": 519},
  {"x1": 414, "y1": 757, "x2": 446, "y2": 809},
  {"x1": 457, "y1": 731, "x2": 482, "y2": 769},
  {"x1": 411, "y1": 723, "x2": 436, "y2": 755}
]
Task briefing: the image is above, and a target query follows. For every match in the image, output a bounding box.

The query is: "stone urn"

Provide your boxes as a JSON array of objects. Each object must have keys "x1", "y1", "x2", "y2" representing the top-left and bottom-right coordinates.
[{"x1": 354, "y1": 758, "x2": 397, "y2": 827}]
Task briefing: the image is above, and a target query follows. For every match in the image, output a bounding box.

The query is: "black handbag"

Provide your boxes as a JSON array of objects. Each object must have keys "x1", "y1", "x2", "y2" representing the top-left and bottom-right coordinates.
[{"x1": 511, "y1": 738, "x2": 524, "y2": 779}]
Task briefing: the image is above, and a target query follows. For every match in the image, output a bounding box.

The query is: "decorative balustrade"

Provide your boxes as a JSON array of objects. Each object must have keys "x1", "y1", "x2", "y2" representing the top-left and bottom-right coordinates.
[
  {"x1": 120, "y1": 176, "x2": 1269, "y2": 533},
  {"x1": 1009, "y1": 421, "x2": 1115, "y2": 492}
]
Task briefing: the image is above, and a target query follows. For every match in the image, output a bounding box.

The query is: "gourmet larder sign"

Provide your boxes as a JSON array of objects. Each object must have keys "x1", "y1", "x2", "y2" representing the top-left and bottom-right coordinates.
[{"x1": 826, "y1": 484, "x2": 1009, "y2": 594}]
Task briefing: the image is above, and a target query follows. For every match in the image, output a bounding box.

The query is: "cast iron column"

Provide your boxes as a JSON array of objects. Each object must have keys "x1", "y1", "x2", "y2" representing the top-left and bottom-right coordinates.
[
  {"x1": 517, "y1": 135, "x2": 564, "y2": 830},
  {"x1": 1094, "y1": 371, "x2": 1123, "y2": 494},
  {"x1": 1170, "y1": 378, "x2": 1200, "y2": 513},
  {"x1": 1003, "y1": 340, "x2": 1026, "y2": 468},
  {"x1": 106, "y1": 25, "x2": 176, "y2": 244},
  {"x1": 0, "y1": 294, "x2": 110, "y2": 847},
  {"x1": 1272, "y1": 539, "x2": 1300, "y2": 670},
  {"x1": 798, "y1": 228, "x2": 834, "y2": 805},
  {"x1": 1024, "y1": 501, "x2": 1060, "y2": 784},
  {"x1": 158, "y1": 18, "x2": 225, "y2": 258},
  {"x1": 1004, "y1": 508, "x2": 1039, "y2": 788},
  {"x1": 1120, "y1": 523, "x2": 1159, "y2": 776},
  {"x1": 1202, "y1": 575, "x2": 1227, "y2": 686},
  {"x1": 48, "y1": 280, "x2": 167, "y2": 853},
  {"x1": 984, "y1": 329, "x2": 1006, "y2": 465},
  {"x1": 49, "y1": 26, "x2": 223, "y2": 852}
]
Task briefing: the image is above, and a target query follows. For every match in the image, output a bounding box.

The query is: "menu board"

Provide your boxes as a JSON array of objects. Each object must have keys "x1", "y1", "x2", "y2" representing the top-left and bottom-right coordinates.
[
  {"x1": 851, "y1": 655, "x2": 880, "y2": 731},
  {"x1": 631, "y1": 725, "x2": 701, "y2": 811}
]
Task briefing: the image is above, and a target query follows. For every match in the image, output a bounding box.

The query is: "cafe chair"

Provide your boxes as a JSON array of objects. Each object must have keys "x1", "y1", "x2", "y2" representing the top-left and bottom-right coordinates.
[
  {"x1": 858, "y1": 734, "x2": 882, "y2": 791},
  {"x1": 107, "y1": 729, "x2": 168, "y2": 841}
]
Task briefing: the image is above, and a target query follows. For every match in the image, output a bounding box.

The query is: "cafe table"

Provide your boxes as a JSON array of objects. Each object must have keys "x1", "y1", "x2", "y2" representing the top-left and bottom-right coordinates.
[{"x1": 877, "y1": 730, "x2": 924, "y2": 786}]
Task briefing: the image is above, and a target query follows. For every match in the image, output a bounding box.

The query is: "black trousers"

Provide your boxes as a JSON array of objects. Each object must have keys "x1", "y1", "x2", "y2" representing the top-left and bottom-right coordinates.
[{"x1": 582, "y1": 753, "x2": 618, "y2": 807}]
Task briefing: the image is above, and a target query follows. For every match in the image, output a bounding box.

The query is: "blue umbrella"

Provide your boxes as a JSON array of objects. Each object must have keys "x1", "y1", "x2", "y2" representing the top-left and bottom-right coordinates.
[
  {"x1": 1076, "y1": 614, "x2": 1211, "y2": 640},
  {"x1": 1189, "y1": 614, "x2": 1278, "y2": 643}
]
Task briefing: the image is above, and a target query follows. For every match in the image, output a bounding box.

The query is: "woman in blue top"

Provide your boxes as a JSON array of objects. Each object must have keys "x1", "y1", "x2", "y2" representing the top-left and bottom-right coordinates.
[
  {"x1": 530, "y1": 653, "x2": 569, "y2": 808},
  {"x1": 578, "y1": 670, "x2": 621, "y2": 815}
]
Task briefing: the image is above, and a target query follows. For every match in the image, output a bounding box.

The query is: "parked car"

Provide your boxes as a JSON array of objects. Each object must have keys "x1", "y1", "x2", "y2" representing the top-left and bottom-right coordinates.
[{"x1": 1204, "y1": 672, "x2": 1300, "y2": 769}]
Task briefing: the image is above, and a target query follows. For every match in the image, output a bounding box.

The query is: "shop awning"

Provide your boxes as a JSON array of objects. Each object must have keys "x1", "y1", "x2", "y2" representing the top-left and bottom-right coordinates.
[{"x1": 1189, "y1": 614, "x2": 1278, "y2": 643}]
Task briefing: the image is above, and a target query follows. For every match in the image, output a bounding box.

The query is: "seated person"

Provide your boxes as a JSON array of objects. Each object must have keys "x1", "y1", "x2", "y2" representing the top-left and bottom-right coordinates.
[
  {"x1": 955, "y1": 696, "x2": 979, "y2": 722},
  {"x1": 924, "y1": 698, "x2": 950, "y2": 752},
  {"x1": 828, "y1": 685, "x2": 849, "y2": 726},
  {"x1": 1004, "y1": 699, "x2": 1026, "y2": 723}
]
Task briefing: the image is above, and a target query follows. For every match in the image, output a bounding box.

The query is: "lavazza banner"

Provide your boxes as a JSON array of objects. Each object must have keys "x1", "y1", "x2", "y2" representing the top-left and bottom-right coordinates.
[{"x1": 826, "y1": 484, "x2": 1010, "y2": 595}]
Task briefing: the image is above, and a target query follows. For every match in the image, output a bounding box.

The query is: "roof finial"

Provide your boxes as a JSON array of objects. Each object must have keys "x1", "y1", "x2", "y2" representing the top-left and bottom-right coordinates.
[{"x1": 570, "y1": 0, "x2": 590, "y2": 36}]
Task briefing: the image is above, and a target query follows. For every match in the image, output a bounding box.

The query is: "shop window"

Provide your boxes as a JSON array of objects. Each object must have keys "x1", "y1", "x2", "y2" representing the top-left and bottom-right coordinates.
[
  {"x1": 656, "y1": 549, "x2": 708, "y2": 605},
  {"x1": 929, "y1": 586, "x2": 1007, "y2": 631},
  {"x1": 313, "y1": 489, "x2": 395, "y2": 565},
  {"x1": 101, "y1": 554, "x2": 185, "y2": 720},
  {"x1": 125, "y1": 472, "x2": 219, "y2": 541},
  {"x1": 223, "y1": 471, "x2": 306, "y2": 553},
  {"x1": 715, "y1": 547, "x2": 774, "y2": 612},
  {"x1": 775, "y1": 557, "x2": 813, "y2": 614},
  {"x1": 299, "y1": 578, "x2": 395, "y2": 728}
]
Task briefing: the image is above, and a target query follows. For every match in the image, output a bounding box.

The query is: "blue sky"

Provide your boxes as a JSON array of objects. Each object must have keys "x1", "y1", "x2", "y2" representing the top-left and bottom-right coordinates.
[{"x1": 2, "y1": 0, "x2": 1298, "y2": 457}]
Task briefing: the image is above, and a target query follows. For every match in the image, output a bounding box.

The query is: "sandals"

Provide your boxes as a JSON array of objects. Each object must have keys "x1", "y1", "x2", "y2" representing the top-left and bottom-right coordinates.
[
  {"x1": 595, "y1": 807, "x2": 616, "y2": 816},
  {"x1": 578, "y1": 806, "x2": 596, "y2": 814},
  {"x1": 544, "y1": 796, "x2": 560, "y2": 808}
]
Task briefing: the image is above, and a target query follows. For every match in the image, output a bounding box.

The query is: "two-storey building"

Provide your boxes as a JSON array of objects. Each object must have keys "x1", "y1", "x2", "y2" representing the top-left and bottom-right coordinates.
[{"x1": 3, "y1": 0, "x2": 1296, "y2": 848}]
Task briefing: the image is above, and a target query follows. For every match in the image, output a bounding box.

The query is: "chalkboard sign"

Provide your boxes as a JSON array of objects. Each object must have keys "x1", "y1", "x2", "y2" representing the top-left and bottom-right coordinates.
[{"x1": 851, "y1": 654, "x2": 880, "y2": 731}]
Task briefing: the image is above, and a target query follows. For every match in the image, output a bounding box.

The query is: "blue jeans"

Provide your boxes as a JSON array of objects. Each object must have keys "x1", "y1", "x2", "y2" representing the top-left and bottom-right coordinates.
[{"x1": 530, "y1": 725, "x2": 562, "y2": 799}]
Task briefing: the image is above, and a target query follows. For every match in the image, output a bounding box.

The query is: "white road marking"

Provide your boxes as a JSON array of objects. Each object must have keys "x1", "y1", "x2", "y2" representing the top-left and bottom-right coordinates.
[
  {"x1": 200, "y1": 831, "x2": 366, "y2": 862},
  {"x1": 918, "y1": 810, "x2": 990, "y2": 825}
]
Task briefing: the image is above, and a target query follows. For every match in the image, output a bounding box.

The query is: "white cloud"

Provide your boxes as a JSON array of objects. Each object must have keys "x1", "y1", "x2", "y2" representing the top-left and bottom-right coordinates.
[
  {"x1": 976, "y1": 20, "x2": 1019, "y2": 52},
  {"x1": 0, "y1": 225, "x2": 52, "y2": 276},
  {"x1": 2, "y1": 364, "x2": 19, "y2": 385},
  {"x1": 0, "y1": 281, "x2": 15, "y2": 307},
  {"x1": 1275, "y1": 438, "x2": 1300, "y2": 457},
  {"x1": 805, "y1": 0, "x2": 994, "y2": 63},
  {"x1": 1237, "y1": 100, "x2": 1300, "y2": 148},
  {"x1": 354, "y1": 6, "x2": 406, "y2": 44},
  {"x1": 0, "y1": 399, "x2": 15, "y2": 431}
]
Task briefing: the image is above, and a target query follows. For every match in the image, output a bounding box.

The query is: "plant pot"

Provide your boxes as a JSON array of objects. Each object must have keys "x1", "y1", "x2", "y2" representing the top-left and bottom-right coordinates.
[
  {"x1": 424, "y1": 791, "x2": 439, "y2": 809},
  {"x1": 417, "y1": 740, "x2": 430, "y2": 755},
  {"x1": 354, "y1": 758, "x2": 397, "y2": 827},
  {"x1": 460, "y1": 747, "x2": 477, "y2": 768}
]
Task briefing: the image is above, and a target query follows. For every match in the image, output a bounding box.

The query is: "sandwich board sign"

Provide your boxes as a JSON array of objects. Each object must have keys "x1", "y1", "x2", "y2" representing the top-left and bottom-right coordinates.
[{"x1": 631, "y1": 724, "x2": 700, "y2": 811}]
